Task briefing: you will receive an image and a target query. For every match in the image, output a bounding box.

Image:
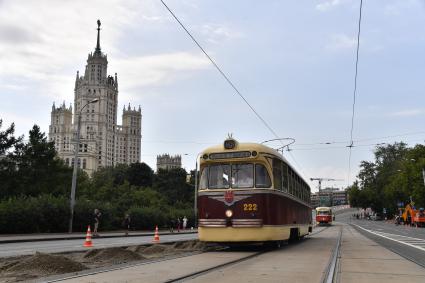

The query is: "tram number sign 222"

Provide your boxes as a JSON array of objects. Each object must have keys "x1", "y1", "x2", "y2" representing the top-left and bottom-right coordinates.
[{"x1": 243, "y1": 203, "x2": 258, "y2": 211}]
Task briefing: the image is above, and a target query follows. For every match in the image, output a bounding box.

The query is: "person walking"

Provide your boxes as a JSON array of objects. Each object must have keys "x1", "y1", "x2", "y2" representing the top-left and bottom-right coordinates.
[
  {"x1": 93, "y1": 209, "x2": 102, "y2": 237},
  {"x1": 182, "y1": 216, "x2": 188, "y2": 230},
  {"x1": 123, "y1": 214, "x2": 131, "y2": 236}
]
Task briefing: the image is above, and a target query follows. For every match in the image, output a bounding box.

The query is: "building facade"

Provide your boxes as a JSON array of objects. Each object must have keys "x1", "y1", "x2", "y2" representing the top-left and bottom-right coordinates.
[
  {"x1": 310, "y1": 188, "x2": 348, "y2": 208},
  {"x1": 49, "y1": 21, "x2": 142, "y2": 175},
  {"x1": 157, "y1": 154, "x2": 182, "y2": 171}
]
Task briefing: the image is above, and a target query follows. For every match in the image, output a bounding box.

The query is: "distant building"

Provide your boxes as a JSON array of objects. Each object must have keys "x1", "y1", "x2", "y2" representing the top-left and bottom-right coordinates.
[
  {"x1": 48, "y1": 21, "x2": 142, "y2": 175},
  {"x1": 157, "y1": 154, "x2": 182, "y2": 171},
  {"x1": 311, "y1": 188, "x2": 348, "y2": 208}
]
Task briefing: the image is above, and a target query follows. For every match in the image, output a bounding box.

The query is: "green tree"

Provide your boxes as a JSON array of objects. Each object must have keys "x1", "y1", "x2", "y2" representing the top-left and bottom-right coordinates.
[{"x1": 127, "y1": 162, "x2": 154, "y2": 187}]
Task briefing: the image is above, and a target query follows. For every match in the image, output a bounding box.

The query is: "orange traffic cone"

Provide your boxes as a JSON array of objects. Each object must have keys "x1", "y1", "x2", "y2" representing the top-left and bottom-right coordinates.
[
  {"x1": 84, "y1": 225, "x2": 93, "y2": 247},
  {"x1": 152, "y1": 225, "x2": 160, "y2": 243}
]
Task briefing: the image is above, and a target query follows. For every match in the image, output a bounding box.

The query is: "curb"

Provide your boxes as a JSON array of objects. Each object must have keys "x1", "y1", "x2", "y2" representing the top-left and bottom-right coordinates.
[{"x1": 0, "y1": 230, "x2": 198, "y2": 244}]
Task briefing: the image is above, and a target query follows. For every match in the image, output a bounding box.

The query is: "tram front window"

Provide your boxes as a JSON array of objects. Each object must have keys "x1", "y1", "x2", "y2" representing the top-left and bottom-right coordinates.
[
  {"x1": 232, "y1": 164, "x2": 254, "y2": 188},
  {"x1": 209, "y1": 164, "x2": 231, "y2": 189},
  {"x1": 318, "y1": 211, "x2": 330, "y2": 215},
  {"x1": 255, "y1": 164, "x2": 271, "y2": 188},
  {"x1": 199, "y1": 167, "x2": 209, "y2": 190}
]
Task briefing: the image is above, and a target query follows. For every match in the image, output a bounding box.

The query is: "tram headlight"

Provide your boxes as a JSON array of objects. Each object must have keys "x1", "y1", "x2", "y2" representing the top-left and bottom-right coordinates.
[{"x1": 225, "y1": 209, "x2": 233, "y2": 218}]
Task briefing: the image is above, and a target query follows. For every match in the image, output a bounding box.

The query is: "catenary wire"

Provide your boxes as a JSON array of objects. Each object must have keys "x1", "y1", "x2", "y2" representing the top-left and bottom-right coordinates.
[
  {"x1": 159, "y1": 0, "x2": 309, "y2": 177},
  {"x1": 347, "y1": 0, "x2": 363, "y2": 186}
]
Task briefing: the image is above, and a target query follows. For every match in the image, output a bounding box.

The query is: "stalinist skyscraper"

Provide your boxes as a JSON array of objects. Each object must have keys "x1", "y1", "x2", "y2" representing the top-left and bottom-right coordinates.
[{"x1": 49, "y1": 20, "x2": 142, "y2": 175}]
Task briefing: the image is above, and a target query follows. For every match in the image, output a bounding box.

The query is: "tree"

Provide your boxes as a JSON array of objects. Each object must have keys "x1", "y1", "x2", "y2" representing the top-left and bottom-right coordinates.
[{"x1": 127, "y1": 162, "x2": 154, "y2": 187}]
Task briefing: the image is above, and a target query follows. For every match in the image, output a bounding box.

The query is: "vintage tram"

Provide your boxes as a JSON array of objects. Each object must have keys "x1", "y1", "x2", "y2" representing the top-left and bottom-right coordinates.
[
  {"x1": 197, "y1": 137, "x2": 312, "y2": 244},
  {"x1": 315, "y1": 207, "x2": 333, "y2": 225}
]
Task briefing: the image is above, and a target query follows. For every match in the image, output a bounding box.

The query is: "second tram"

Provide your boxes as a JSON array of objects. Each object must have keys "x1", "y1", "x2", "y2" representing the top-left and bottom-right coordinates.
[
  {"x1": 315, "y1": 207, "x2": 333, "y2": 225},
  {"x1": 197, "y1": 137, "x2": 312, "y2": 244}
]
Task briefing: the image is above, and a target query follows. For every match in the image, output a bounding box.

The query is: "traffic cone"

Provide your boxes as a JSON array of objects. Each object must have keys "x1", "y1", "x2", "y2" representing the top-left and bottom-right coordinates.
[
  {"x1": 152, "y1": 225, "x2": 160, "y2": 243},
  {"x1": 84, "y1": 225, "x2": 93, "y2": 247}
]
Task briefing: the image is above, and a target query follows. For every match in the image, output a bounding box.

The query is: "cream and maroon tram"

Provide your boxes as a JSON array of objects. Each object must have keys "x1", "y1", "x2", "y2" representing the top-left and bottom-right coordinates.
[
  {"x1": 315, "y1": 207, "x2": 333, "y2": 225},
  {"x1": 197, "y1": 138, "x2": 312, "y2": 244}
]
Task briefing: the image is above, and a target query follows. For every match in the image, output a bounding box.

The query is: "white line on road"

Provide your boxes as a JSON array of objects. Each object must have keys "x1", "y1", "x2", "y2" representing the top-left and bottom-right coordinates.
[{"x1": 352, "y1": 224, "x2": 425, "y2": 252}]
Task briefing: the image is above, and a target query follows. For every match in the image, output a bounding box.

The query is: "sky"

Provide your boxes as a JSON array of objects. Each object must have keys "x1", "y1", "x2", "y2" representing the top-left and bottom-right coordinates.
[{"x1": 0, "y1": 0, "x2": 424, "y2": 192}]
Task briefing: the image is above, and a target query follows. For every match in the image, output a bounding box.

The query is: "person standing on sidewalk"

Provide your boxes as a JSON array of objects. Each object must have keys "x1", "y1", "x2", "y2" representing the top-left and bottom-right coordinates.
[
  {"x1": 123, "y1": 214, "x2": 131, "y2": 236},
  {"x1": 93, "y1": 209, "x2": 102, "y2": 237},
  {"x1": 182, "y1": 216, "x2": 188, "y2": 230},
  {"x1": 176, "y1": 217, "x2": 181, "y2": 232}
]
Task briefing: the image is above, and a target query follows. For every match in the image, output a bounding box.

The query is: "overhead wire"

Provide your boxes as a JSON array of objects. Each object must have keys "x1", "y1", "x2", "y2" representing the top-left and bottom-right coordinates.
[
  {"x1": 347, "y1": 0, "x2": 363, "y2": 186},
  {"x1": 160, "y1": 0, "x2": 309, "y2": 177}
]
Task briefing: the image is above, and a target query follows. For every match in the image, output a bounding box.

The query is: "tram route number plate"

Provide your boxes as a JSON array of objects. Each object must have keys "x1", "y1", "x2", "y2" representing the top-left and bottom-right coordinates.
[{"x1": 243, "y1": 203, "x2": 258, "y2": 211}]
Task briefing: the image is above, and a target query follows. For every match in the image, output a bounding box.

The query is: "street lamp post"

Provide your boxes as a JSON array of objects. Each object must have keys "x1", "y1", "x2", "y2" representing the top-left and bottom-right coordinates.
[{"x1": 68, "y1": 98, "x2": 99, "y2": 233}]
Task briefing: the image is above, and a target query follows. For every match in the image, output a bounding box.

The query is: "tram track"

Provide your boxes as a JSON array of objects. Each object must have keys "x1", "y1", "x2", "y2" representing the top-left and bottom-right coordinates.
[{"x1": 321, "y1": 225, "x2": 342, "y2": 283}]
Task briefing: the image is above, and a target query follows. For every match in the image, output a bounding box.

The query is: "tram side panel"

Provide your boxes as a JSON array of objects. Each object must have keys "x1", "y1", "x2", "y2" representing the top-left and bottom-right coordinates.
[{"x1": 198, "y1": 191, "x2": 311, "y2": 242}]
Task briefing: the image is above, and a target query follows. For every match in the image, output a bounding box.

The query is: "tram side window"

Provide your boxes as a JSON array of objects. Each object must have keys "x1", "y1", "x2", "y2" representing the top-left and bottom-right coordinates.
[
  {"x1": 288, "y1": 168, "x2": 293, "y2": 195},
  {"x1": 209, "y1": 164, "x2": 231, "y2": 189},
  {"x1": 282, "y1": 163, "x2": 288, "y2": 192},
  {"x1": 272, "y1": 159, "x2": 282, "y2": 191},
  {"x1": 199, "y1": 167, "x2": 209, "y2": 190},
  {"x1": 255, "y1": 164, "x2": 271, "y2": 188}
]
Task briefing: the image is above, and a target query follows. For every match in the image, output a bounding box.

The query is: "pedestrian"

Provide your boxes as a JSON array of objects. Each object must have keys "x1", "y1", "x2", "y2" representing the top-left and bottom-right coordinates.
[
  {"x1": 182, "y1": 216, "x2": 188, "y2": 230},
  {"x1": 93, "y1": 208, "x2": 102, "y2": 237},
  {"x1": 169, "y1": 218, "x2": 175, "y2": 233},
  {"x1": 177, "y1": 217, "x2": 181, "y2": 232},
  {"x1": 123, "y1": 214, "x2": 131, "y2": 236}
]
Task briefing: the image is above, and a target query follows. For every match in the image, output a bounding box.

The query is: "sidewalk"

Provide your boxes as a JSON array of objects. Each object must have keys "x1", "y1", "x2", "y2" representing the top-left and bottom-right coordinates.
[
  {"x1": 339, "y1": 224, "x2": 425, "y2": 282},
  {"x1": 0, "y1": 229, "x2": 198, "y2": 244}
]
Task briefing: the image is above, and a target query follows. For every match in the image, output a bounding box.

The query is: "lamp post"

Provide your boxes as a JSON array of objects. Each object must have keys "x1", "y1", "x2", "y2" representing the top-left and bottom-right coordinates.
[
  {"x1": 68, "y1": 98, "x2": 99, "y2": 233},
  {"x1": 193, "y1": 152, "x2": 203, "y2": 228}
]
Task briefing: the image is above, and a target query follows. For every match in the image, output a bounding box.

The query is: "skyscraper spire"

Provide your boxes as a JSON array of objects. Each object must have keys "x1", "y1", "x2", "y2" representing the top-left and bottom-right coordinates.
[{"x1": 94, "y1": 19, "x2": 101, "y2": 55}]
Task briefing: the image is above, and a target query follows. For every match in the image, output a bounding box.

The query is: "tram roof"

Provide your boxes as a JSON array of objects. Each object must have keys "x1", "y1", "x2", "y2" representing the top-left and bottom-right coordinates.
[
  {"x1": 201, "y1": 141, "x2": 310, "y2": 187},
  {"x1": 316, "y1": 207, "x2": 332, "y2": 211}
]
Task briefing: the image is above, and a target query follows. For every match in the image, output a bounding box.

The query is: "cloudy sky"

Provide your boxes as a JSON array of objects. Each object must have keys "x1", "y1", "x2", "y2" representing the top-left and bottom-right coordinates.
[{"x1": 1, "y1": 0, "x2": 424, "y2": 191}]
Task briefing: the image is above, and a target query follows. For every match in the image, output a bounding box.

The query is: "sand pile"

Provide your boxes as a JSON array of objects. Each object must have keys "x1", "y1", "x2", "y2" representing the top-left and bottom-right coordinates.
[
  {"x1": 173, "y1": 240, "x2": 206, "y2": 251},
  {"x1": 84, "y1": 247, "x2": 143, "y2": 263},
  {"x1": 126, "y1": 245, "x2": 146, "y2": 253},
  {"x1": 6, "y1": 252, "x2": 85, "y2": 274},
  {"x1": 142, "y1": 244, "x2": 170, "y2": 255}
]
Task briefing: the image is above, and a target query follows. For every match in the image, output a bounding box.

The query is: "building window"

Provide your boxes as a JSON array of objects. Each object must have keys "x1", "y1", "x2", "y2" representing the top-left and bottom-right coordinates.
[{"x1": 82, "y1": 159, "x2": 86, "y2": 169}]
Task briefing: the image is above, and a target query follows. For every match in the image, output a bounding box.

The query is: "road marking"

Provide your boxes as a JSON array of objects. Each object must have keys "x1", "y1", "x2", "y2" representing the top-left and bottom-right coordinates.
[{"x1": 352, "y1": 224, "x2": 425, "y2": 252}]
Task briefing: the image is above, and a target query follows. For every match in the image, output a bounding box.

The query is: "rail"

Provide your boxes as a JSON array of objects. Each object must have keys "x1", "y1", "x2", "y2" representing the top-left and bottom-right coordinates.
[{"x1": 322, "y1": 226, "x2": 342, "y2": 283}]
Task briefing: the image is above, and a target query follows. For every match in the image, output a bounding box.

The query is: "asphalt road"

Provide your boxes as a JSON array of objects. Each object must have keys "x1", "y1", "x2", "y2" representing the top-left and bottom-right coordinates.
[
  {"x1": 0, "y1": 233, "x2": 198, "y2": 258},
  {"x1": 336, "y1": 210, "x2": 425, "y2": 267}
]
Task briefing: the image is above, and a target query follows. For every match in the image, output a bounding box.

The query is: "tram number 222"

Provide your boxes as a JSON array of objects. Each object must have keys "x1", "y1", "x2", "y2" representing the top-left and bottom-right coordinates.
[{"x1": 243, "y1": 203, "x2": 258, "y2": 211}]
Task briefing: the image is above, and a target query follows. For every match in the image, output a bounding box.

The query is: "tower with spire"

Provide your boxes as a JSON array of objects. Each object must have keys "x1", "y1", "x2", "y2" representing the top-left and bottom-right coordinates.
[{"x1": 49, "y1": 20, "x2": 142, "y2": 175}]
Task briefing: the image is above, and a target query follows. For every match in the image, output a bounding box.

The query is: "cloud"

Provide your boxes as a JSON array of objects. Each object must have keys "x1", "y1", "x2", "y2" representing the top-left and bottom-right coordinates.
[
  {"x1": 200, "y1": 23, "x2": 244, "y2": 44},
  {"x1": 389, "y1": 109, "x2": 425, "y2": 117},
  {"x1": 325, "y1": 33, "x2": 358, "y2": 50},
  {"x1": 113, "y1": 52, "x2": 210, "y2": 92},
  {"x1": 316, "y1": 0, "x2": 343, "y2": 12}
]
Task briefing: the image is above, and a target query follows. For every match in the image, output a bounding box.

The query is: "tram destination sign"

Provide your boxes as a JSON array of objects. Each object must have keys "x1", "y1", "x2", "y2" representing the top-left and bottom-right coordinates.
[{"x1": 209, "y1": 151, "x2": 251, "y2": 160}]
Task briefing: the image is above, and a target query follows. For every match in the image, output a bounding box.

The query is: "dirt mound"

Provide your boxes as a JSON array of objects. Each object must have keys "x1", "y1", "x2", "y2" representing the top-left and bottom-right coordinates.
[
  {"x1": 173, "y1": 240, "x2": 205, "y2": 251},
  {"x1": 84, "y1": 247, "x2": 143, "y2": 263},
  {"x1": 6, "y1": 252, "x2": 85, "y2": 274},
  {"x1": 126, "y1": 245, "x2": 146, "y2": 254},
  {"x1": 142, "y1": 244, "x2": 170, "y2": 255}
]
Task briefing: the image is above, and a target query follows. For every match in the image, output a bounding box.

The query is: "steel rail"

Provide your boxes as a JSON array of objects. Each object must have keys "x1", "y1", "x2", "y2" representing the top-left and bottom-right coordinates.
[
  {"x1": 41, "y1": 245, "x2": 222, "y2": 283},
  {"x1": 321, "y1": 226, "x2": 342, "y2": 283},
  {"x1": 164, "y1": 249, "x2": 268, "y2": 283}
]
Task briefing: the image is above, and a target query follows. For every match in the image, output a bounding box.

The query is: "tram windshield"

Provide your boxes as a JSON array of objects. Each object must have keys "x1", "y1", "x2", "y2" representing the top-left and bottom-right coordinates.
[
  {"x1": 199, "y1": 163, "x2": 270, "y2": 189},
  {"x1": 317, "y1": 210, "x2": 331, "y2": 215}
]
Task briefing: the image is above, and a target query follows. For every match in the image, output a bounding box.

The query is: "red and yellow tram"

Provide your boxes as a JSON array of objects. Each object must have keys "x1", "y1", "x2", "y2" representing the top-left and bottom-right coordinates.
[
  {"x1": 315, "y1": 207, "x2": 333, "y2": 225},
  {"x1": 197, "y1": 138, "x2": 312, "y2": 244}
]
